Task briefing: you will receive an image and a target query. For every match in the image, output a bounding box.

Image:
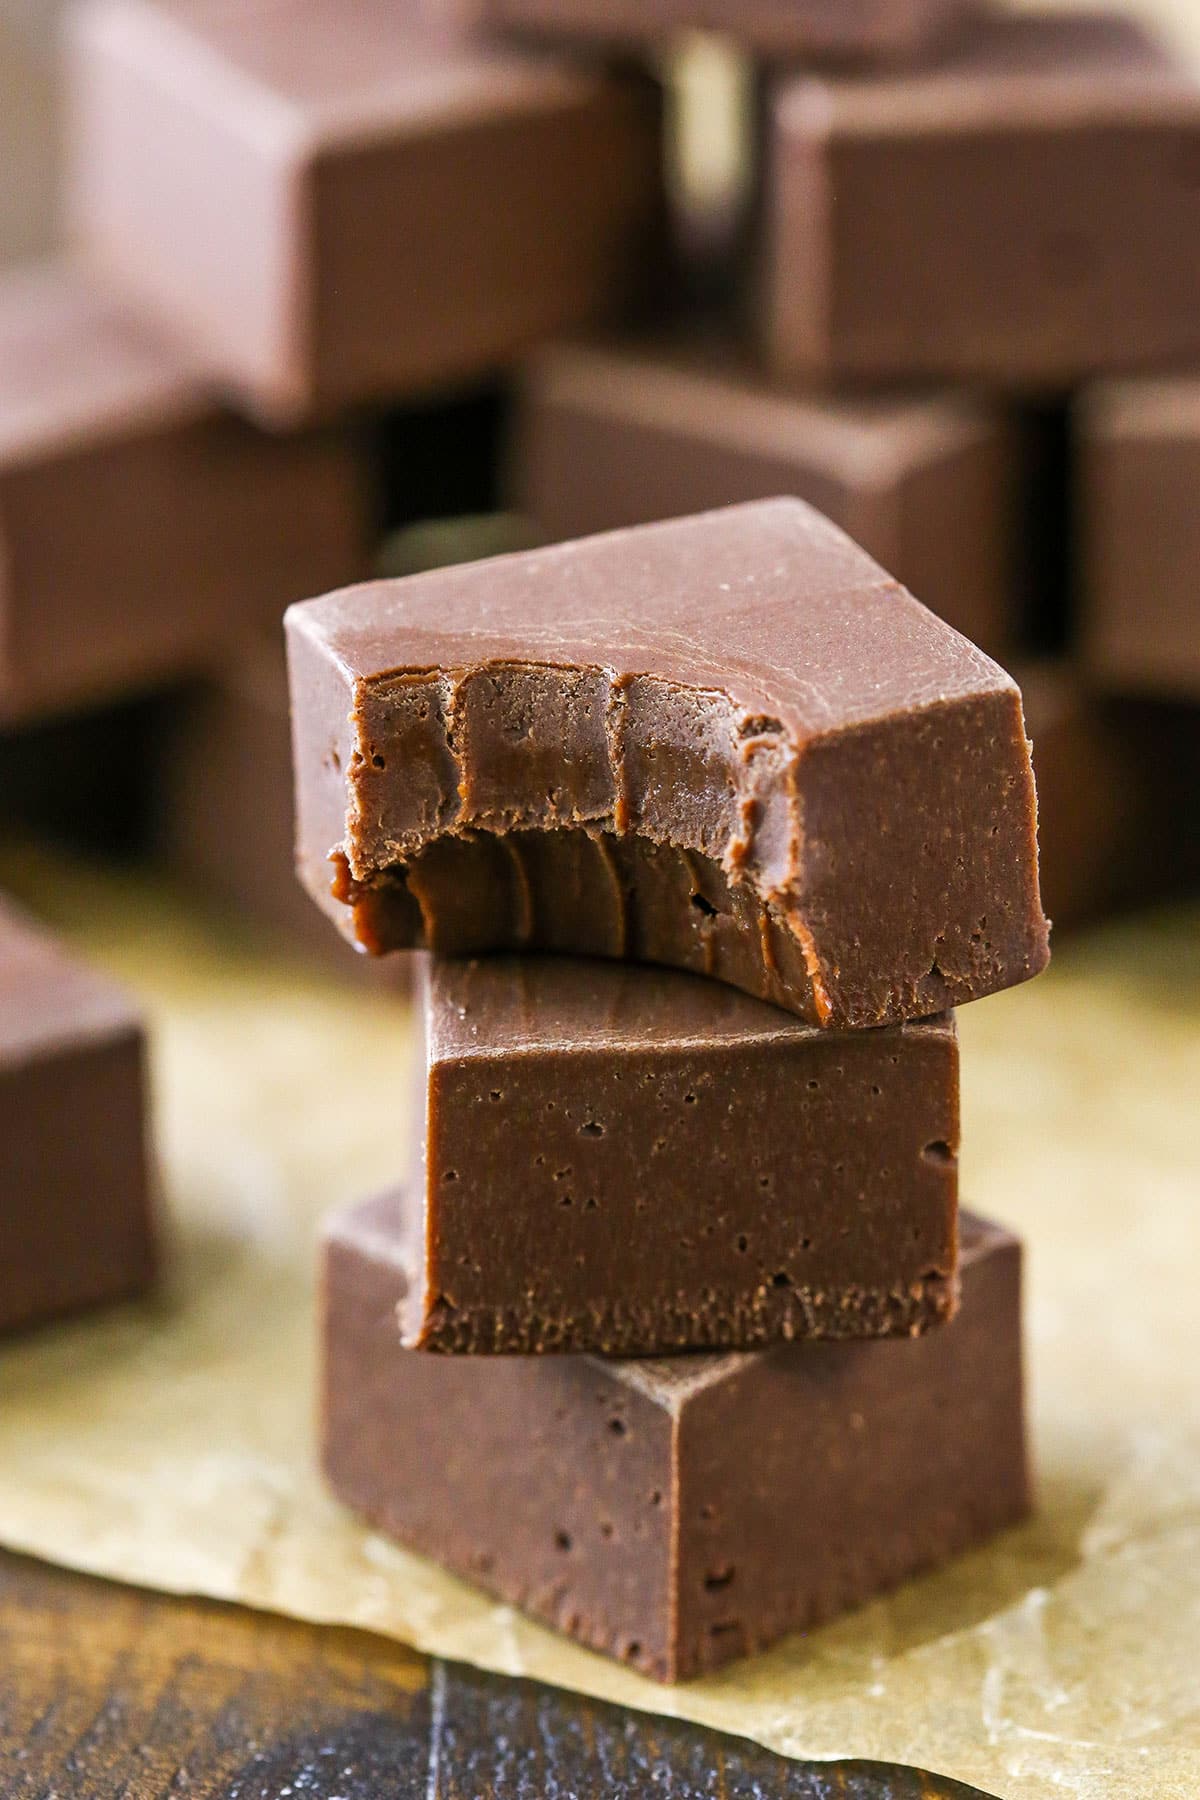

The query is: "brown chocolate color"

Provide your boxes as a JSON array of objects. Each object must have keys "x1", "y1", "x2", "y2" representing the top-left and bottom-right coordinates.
[
  {"x1": 1077, "y1": 374, "x2": 1200, "y2": 702},
  {"x1": 407, "y1": 955, "x2": 959, "y2": 1354},
  {"x1": 1021, "y1": 664, "x2": 1200, "y2": 931},
  {"x1": 0, "y1": 263, "x2": 368, "y2": 726},
  {"x1": 158, "y1": 638, "x2": 407, "y2": 987},
  {"x1": 287, "y1": 497, "x2": 1049, "y2": 1029},
  {"x1": 483, "y1": 0, "x2": 981, "y2": 63},
  {"x1": 763, "y1": 13, "x2": 1200, "y2": 387},
  {"x1": 322, "y1": 1196, "x2": 1029, "y2": 1682},
  {"x1": 513, "y1": 338, "x2": 1020, "y2": 658},
  {"x1": 0, "y1": 10, "x2": 57, "y2": 269},
  {"x1": 0, "y1": 899, "x2": 155, "y2": 1335},
  {"x1": 68, "y1": 0, "x2": 665, "y2": 425}
]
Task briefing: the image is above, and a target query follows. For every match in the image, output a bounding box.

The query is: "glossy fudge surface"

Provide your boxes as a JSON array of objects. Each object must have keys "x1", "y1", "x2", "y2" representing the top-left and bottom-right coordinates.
[
  {"x1": 485, "y1": 0, "x2": 982, "y2": 62},
  {"x1": 322, "y1": 1198, "x2": 1029, "y2": 1682},
  {"x1": 288, "y1": 497, "x2": 1048, "y2": 1029},
  {"x1": 764, "y1": 13, "x2": 1200, "y2": 385},
  {"x1": 1078, "y1": 375, "x2": 1200, "y2": 702},
  {"x1": 0, "y1": 263, "x2": 367, "y2": 724},
  {"x1": 514, "y1": 337, "x2": 1020, "y2": 657},
  {"x1": 0, "y1": 899, "x2": 155, "y2": 1334},
  {"x1": 405, "y1": 954, "x2": 959, "y2": 1354},
  {"x1": 69, "y1": 0, "x2": 664, "y2": 422}
]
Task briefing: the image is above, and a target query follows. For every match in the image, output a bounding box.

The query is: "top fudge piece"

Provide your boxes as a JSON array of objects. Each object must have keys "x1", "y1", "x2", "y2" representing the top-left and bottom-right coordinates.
[
  {"x1": 288, "y1": 498, "x2": 1048, "y2": 1028},
  {"x1": 67, "y1": 0, "x2": 664, "y2": 424},
  {"x1": 483, "y1": 0, "x2": 981, "y2": 63},
  {"x1": 763, "y1": 12, "x2": 1200, "y2": 386}
]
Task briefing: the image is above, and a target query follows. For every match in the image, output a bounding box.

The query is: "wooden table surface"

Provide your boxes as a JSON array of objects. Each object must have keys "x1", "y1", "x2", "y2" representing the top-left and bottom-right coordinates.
[{"x1": 0, "y1": 1551, "x2": 997, "y2": 1798}]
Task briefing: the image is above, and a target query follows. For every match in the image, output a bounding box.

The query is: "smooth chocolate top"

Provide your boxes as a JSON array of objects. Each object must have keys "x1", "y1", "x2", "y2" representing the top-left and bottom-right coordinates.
[
  {"x1": 291, "y1": 496, "x2": 1011, "y2": 740},
  {"x1": 425, "y1": 951, "x2": 957, "y2": 1058},
  {"x1": 0, "y1": 263, "x2": 203, "y2": 466}
]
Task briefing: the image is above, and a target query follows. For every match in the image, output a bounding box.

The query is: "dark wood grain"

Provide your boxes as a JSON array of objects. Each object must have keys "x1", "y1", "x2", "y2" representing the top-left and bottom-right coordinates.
[{"x1": 0, "y1": 1552, "x2": 999, "y2": 1798}]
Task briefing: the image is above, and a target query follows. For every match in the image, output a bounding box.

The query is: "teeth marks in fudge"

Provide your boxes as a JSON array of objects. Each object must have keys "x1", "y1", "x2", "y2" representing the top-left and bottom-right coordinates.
[{"x1": 288, "y1": 498, "x2": 1049, "y2": 1028}]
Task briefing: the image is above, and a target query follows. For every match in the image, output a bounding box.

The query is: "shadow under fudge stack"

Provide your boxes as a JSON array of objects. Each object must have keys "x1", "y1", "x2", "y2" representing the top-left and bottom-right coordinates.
[{"x1": 288, "y1": 496, "x2": 1047, "y2": 1680}]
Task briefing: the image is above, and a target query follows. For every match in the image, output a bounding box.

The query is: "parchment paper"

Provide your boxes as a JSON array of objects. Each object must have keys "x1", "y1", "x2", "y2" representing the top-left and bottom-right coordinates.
[{"x1": 1, "y1": 844, "x2": 1198, "y2": 1800}]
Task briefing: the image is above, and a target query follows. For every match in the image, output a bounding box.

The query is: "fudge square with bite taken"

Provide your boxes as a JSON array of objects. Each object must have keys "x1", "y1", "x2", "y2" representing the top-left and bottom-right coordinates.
[{"x1": 287, "y1": 497, "x2": 1048, "y2": 1029}]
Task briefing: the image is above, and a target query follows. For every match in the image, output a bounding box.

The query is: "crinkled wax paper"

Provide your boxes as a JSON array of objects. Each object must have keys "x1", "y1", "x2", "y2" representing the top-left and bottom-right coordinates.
[{"x1": 0, "y1": 847, "x2": 1198, "y2": 1800}]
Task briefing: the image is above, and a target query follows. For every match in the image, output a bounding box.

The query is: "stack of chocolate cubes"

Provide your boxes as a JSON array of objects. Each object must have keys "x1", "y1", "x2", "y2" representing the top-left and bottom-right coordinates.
[{"x1": 289, "y1": 493, "x2": 1049, "y2": 1681}]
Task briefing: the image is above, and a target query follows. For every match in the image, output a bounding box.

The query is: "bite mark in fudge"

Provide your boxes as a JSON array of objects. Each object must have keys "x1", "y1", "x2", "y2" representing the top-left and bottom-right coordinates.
[
  {"x1": 288, "y1": 498, "x2": 1048, "y2": 1029},
  {"x1": 322, "y1": 1198, "x2": 1029, "y2": 1681}
]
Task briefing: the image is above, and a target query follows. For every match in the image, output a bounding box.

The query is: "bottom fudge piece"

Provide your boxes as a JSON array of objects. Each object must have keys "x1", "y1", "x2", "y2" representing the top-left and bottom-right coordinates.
[
  {"x1": 406, "y1": 955, "x2": 960, "y2": 1354},
  {"x1": 322, "y1": 1196, "x2": 1028, "y2": 1682},
  {"x1": 0, "y1": 899, "x2": 155, "y2": 1333}
]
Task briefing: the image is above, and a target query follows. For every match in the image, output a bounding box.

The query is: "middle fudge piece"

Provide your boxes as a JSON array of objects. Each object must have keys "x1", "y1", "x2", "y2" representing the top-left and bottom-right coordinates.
[
  {"x1": 287, "y1": 498, "x2": 1048, "y2": 1030},
  {"x1": 407, "y1": 956, "x2": 959, "y2": 1354}
]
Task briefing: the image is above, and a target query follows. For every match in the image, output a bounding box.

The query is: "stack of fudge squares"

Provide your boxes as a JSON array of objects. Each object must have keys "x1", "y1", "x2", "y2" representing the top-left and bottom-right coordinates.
[
  {"x1": 287, "y1": 494, "x2": 1049, "y2": 1680},
  {"x1": 0, "y1": 0, "x2": 1196, "y2": 1623}
]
